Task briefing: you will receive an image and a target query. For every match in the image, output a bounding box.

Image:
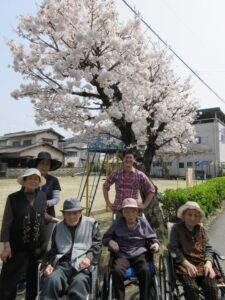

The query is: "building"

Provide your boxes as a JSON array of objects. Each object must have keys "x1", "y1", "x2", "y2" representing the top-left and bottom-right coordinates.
[
  {"x1": 60, "y1": 135, "x2": 125, "y2": 169},
  {"x1": 0, "y1": 128, "x2": 65, "y2": 169},
  {"x1": 151, "y1": 107, "x2": 225, "y2": 179},
  {"x1": 60, "y1": 137, "x2": 87, "y2": 168}
]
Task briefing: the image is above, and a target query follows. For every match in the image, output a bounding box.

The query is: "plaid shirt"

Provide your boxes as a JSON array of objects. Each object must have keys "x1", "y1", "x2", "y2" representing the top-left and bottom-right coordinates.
[{"x1": 104, "y1": 167, "x2": 155, "y2": 210}]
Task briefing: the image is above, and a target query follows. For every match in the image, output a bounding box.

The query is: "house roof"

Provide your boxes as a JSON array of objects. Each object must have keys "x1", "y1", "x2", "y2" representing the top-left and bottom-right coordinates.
[
  {"x1": 0, "y1": 142, "x2": 66, "y2": 157},
  {"x1": 0, "y1": 128, "x2": 65, "y2": 141}
]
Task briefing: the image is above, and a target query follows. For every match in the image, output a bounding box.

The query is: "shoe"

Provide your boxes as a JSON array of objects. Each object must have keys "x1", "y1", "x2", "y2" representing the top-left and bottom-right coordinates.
[{"x1": 17, "y1": 281, "x2": 26, "y2": 295}]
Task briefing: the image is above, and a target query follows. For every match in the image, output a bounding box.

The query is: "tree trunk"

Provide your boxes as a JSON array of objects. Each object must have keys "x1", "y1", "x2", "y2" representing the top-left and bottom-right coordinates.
[{"x1": 138, "y1": 142, "x2": 165, "y2": 241}]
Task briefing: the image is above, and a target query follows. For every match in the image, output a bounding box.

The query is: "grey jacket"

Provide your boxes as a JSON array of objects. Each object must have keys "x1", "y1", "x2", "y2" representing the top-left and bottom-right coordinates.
[{"x1": 50, "y1": 216, "x2": 102, "y2": 271}]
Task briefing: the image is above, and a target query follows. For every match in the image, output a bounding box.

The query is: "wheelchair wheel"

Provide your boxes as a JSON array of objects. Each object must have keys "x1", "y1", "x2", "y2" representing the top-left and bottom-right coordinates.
[
  {"x1": 93, "y1": 276, "x2": 102, "y2": 300},
  {"x1": 159, "y1": 253, "x2": 173, "y2": 300},
  {"x1": 101, "y1": 271, "x2": 114, "y2": 300},
  {"x1": 150, "y1": 273, "x2": 162, "y2": 300},
  {"x1": 101, "y1": 272, "x2": 109, "y2": 300},
  {"x1": 159, "y1": 251, "x2": 180, "y2": 300}
]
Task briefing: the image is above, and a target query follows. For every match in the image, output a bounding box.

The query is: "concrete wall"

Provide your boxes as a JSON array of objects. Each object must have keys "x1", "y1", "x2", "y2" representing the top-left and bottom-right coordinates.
[{"x1": 6, "y1": 167, "x2": 85, "y2": 179}]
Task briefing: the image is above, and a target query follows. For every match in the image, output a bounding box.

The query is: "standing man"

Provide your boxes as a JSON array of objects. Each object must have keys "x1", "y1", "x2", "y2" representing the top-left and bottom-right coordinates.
[{"x1": 103, "y1": 149, "x2": 155, "y2": 213}]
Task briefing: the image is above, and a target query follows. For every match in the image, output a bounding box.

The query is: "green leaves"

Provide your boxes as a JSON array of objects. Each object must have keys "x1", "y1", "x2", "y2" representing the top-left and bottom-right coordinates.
[{"x1": 161, "y1": 177, "x2": 225, "y2": 222}]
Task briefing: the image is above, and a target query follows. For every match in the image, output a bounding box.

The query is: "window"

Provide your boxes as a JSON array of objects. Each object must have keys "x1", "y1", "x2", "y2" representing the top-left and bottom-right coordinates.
[
  {"x1": 23, "y1": 139, "x2": 32, "y2": 146},
  {"x1": 195, "y1": 136, "x2": 208, "y2": 144},
  {"x1": 67, "y1": 151, "x2": 77, "y2": 157},
  {"x1": 221, "y1": 128, "x2": 225, "y2": 144},
  {"x1": 187, "y1": 162, "x2": 193, "y2": 167},
  {"x1": 179, "y1": 162, "x2": 184, "y2": 168},
  {"x1": 42, "y1": 138, "x2": 54, "y2": 145},
  {"x1": 12, "y1": 141, "x2": 20, "y2": 147},
  {"x1": 201, "y1": 137, "x2": 208, "y2": 144}
]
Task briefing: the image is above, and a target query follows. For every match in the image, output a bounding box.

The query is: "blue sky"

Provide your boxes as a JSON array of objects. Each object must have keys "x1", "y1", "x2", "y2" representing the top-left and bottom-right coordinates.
[{"x1": 1, "y1": 0, "x2": 225, "y2": 138}]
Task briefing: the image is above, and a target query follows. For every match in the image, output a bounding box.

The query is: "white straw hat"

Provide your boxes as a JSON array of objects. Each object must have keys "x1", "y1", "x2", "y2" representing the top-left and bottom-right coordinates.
[
  {"x1": 17, "y1": 168, "x2": 46, "y2": 186},
  {"x1": 177, "y1": 201, "x2": 205, "y2": 220}
]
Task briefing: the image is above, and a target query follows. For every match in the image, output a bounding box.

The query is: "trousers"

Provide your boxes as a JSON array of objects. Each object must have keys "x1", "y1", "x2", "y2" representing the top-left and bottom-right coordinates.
[
  {"x1": 39, "y1": 263, "x2": 91, "y2": 300},
  {"x1": 111, "y1": 253, "x2": 152, "y2": 300},
  {"x1": 0, "y1": 249, "x2": 43, "y2": 300}
]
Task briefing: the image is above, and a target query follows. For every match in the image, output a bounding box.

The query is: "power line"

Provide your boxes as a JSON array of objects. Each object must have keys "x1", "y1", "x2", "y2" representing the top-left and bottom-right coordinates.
[{"x1": 121, "y1": 0, "x2": 225, "y2": 104}]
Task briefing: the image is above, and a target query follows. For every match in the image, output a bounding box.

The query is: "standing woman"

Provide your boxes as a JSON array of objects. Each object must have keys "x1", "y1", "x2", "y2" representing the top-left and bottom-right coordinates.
[
  {"x1": 0, "y1": 168, "x2": 59, "y2": 300},
  {"x1": 27, "y1": 151, "x2": 62, "y2": 250}
]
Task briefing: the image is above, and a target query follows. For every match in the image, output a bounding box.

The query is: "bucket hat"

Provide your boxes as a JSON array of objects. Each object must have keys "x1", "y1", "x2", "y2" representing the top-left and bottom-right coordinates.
[
  {"x1": 177, "y1": 201, "x2": 205, "y2": 220},
  {"x1": 61, "y1": 198, "x2": 84, "y2": 212},
  {"x1": 122, "y1": 198, "x2": 139, "y2": 209},
  {"x1": 27, "y1": 151, "x2": 62, "y2": 171},
  {"x1": 17, "y1": 168, "x2": 46, "y2": 186}
]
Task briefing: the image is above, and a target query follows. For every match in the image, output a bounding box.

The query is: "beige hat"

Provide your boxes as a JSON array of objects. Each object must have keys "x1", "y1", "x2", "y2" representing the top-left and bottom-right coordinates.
[
  {"x1": 177, "y1": 201, "x2": 205, "y2": 220},
  {"x1": 122, "y1": 198, "x2": 138, "y2": 209},
  {"x1": 17, "y1": 168, "x2": 46, "y2": 186}
]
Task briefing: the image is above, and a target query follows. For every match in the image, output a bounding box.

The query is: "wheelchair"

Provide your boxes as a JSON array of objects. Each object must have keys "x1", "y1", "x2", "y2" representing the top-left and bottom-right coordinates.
[
  {"x1": 158, "y1": 223, "x2": 225, "y2": 300},
  {"x1": 35, "y1": 262, "x2": 101, "y2": 300},
  {"x1": 101, "y1": 252, "x2": 162, "y2": 300}
]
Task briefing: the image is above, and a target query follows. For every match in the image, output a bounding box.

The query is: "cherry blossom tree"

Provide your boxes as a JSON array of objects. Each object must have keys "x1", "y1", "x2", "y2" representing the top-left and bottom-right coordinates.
[{"x1": 8, "y1": 0, "x2": 197, "y2": 172}]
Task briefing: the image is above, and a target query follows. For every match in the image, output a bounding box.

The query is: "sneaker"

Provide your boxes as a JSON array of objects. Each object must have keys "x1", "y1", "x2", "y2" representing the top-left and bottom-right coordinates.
[{"x1": 17, "y1": 281, "x2": 26, "y2": 295}]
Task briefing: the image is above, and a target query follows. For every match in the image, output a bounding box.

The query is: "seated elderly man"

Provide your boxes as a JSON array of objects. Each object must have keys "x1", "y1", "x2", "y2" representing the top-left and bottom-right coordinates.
[
  {"x1": 102, "y1": 198, "x2": 160, "y2": 300},
  {"x1": 39, "y1": 198, "x2": 102, "y2": 300}
]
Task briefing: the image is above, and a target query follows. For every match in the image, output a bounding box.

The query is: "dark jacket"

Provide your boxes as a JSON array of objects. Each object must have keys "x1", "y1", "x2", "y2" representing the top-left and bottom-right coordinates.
[
  {"x1": 1, "y1": 189, "x2": 47, "y2": 251},
  {"x1": 102, "y1": 216, "x2": 159, "y2": 258}
]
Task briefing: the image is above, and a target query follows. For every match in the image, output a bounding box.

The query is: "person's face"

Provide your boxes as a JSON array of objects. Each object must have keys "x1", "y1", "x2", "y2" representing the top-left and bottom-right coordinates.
[
  {"x1": 123, "y1": 154, "x2": 135, "y2": 168},
  {"x1": 122, "y1": 207, "x2": 138, "y2": 225},
  {"x1": 63, "y1": 211, "x2": 82, "y2": 227},
  {"x1": 183, "y1": 209, "x2": 202, "y2": 230},
  {"x1": 23, "y1": 174, "x2": 40, "y2": 192},
  {"x1": 37, "y1": 159, "x2": 51, "y2": 175}
]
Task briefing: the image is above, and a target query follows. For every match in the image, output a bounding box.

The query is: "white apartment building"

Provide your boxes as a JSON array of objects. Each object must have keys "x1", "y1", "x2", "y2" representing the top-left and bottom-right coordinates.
[{"x1": 152, "y1": 107, "x2": 225, "y2": 179}]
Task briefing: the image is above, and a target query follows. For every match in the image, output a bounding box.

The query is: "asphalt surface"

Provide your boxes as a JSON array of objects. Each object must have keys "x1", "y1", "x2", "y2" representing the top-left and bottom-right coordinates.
[{"x1": 208, "y1": 207, "x2": 225, "y2": 272}]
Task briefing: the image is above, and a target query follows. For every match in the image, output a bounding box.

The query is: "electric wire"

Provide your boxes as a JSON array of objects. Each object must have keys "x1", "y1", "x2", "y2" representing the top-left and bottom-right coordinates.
[{"x1": 121, "y1": 0, "x2": 225, "y2": 104}]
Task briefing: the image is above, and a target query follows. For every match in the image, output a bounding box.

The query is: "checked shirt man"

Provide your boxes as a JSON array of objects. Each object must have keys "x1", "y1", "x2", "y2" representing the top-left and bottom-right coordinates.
[{"x1": 103, "y1": 150, "x2": 155, "y2": 212}]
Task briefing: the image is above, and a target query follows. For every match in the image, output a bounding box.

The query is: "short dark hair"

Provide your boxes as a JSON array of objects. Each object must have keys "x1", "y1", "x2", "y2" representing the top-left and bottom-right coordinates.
[{"x1": 123, "y1": 149, "x2": 136, "y2": 158}]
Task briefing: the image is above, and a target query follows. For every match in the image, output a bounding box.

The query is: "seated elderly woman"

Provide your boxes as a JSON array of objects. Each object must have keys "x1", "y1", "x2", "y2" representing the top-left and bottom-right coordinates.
[
  {"x1": 102, "y1": 197, "x2": 160, "y2": 300},
  {"x1": 168, "y1": 201, "x2": 220, "y2": 300}
]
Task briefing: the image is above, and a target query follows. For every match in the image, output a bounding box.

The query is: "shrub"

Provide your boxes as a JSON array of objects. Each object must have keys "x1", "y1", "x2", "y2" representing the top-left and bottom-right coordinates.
[{"x1": 161, "y1": 177, "x2": 225, "y2": 222}]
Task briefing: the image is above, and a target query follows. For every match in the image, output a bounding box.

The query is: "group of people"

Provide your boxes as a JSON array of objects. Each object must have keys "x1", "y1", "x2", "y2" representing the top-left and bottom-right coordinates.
[{"x1": 0, "y1": 150, "x2": 222, "y2": 300}]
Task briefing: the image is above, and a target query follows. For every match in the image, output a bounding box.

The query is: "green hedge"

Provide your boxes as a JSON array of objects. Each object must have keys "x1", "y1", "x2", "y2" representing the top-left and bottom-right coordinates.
[{"x1": 161, "y1": 177, "x2": 225, "y2": 222}]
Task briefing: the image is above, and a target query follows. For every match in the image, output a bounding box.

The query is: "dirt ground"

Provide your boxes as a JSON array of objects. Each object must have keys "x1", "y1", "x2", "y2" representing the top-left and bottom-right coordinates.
[{"x1": 0, "y1": 175, "x2": 187, "y2": 223}]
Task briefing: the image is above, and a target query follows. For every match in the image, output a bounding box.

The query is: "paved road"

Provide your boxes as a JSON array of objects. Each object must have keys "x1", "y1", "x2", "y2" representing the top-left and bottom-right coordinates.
[{"x1": 208, "y1": 207, "x2": 225, "y2": 271}]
